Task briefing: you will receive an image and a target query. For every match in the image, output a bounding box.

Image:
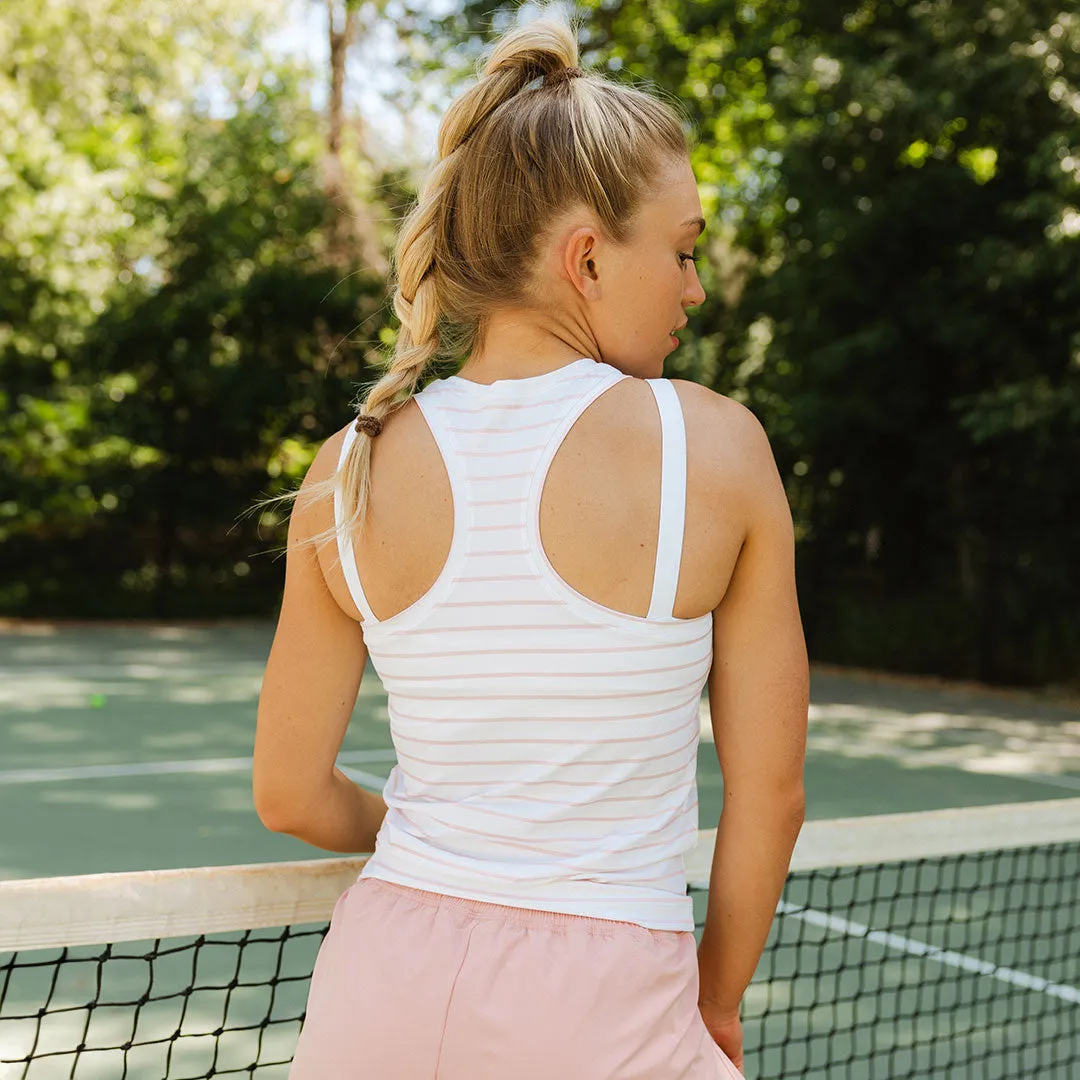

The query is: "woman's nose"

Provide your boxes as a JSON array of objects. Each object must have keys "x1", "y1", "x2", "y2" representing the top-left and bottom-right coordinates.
[{"x1": 684, "y1": 272, "x2": 706, "y2": 308}]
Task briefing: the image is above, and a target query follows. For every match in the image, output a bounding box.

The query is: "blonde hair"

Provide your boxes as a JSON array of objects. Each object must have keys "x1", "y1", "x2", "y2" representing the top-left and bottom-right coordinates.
[{"x1": 269, "y1": 7, "x2": 693, "y2": 554}]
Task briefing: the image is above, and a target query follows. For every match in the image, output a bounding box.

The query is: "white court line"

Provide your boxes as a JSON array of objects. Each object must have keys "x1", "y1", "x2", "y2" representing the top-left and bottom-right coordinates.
[
  {"x1": 338, "y1": 766, "x2": 393, "y2": 790},
  {"x1": 0, "y1": 750, "x2": 397, "y2": 786},
  {"x1": 777, "y1": 900, "x2": 1080, "y2": 1005},
  {"x1": 0, "y1": 662, "x2": 269, "y2": 677},
  {"x1": 1010, "y1": 772, "x2": 1080, "y2": 793}
]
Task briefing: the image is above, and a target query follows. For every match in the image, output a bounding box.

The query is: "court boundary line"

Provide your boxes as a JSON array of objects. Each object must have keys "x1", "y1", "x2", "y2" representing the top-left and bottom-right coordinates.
[
  {"x1": 777, "y1": 900, "x2": 1080, "y2": 1005},
  {"x1": 0, "y1": 750, "x2": 396, "y2": 787},
  {"x1": 1009, "y1": 772, "x2": 1080, "y2": 793}
]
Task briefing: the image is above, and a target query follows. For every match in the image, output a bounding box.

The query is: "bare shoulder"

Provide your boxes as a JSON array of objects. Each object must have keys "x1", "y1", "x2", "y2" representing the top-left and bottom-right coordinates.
[
  {"x1": 671, "y1": 377, "x2": 769, "y2": 443},
  {"x1": 670, "y1": 379, "x2": 780, "y2": 499}
]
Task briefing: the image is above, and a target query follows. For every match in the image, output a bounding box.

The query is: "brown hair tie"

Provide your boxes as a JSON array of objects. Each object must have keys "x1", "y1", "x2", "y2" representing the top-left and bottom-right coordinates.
[
  {"x1": 354, "y1": 413, "x2": 383, "y2": 438},
  {"x1": 545, "y1": 65, "x2": 586, "y2": 88}
]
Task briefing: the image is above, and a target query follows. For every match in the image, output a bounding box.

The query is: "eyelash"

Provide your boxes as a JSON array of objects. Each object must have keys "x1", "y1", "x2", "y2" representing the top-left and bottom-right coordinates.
[{"x1": 679, "y1": 252, "x2": 700, "y2": 266}]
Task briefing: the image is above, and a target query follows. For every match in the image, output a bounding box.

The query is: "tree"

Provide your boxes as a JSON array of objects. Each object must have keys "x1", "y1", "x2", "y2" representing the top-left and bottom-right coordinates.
[
  {"x1": 321, "y1": 0, "x2": 387, "y2": 273},
  {"x1": 0, "y1": 0, "x2": 399, "y2": 616},
  {"x1": 411, "y1": 0, "x2": 1080, "y2": 684}
]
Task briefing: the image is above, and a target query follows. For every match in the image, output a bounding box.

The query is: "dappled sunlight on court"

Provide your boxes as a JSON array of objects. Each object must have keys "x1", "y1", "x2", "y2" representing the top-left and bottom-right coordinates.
[
  {"x1": 2, "y1": 668, "x2": 267, "y2": 712},
  {"x1": 803, "y1": 701, "x2": 1080, "y2": 781},
  {"x1": 41, "y1": 789, "x2": 161, "y2": 812},
  {"x1": 698, "y1": 671, "x2": 1080, "y2": 786}
]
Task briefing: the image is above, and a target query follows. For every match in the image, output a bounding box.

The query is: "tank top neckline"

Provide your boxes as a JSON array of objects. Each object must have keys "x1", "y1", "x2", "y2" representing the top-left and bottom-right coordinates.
[{"x1": 444, "y1": 356, "x2": 597, "y2": 392}]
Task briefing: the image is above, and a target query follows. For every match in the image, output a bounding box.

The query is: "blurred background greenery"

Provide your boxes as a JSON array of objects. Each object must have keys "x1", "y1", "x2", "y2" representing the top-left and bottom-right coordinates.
[{"x1": 2, "y1": 0, "x2": 1077, "y2": 688}]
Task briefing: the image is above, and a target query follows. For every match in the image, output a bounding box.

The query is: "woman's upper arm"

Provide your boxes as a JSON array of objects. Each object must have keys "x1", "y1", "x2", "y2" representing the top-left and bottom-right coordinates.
[
  {"x1": 252, "y1": 429, "x2": 368, "y2": 829},
  {"x1": 705, "y1": 399, "x2": 809, "y2": 808}
]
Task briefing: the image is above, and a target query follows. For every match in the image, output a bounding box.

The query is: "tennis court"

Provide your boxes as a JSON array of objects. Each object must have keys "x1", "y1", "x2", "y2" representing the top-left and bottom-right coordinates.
[{"x1": 2, "y1": 621, "x2": 1078, "y2": 1077}]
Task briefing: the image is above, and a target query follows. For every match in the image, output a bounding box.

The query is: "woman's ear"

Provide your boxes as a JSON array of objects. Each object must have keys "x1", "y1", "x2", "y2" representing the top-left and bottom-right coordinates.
[{"x1": 562, "y1": 225, "x2": 602, "y2": 300}]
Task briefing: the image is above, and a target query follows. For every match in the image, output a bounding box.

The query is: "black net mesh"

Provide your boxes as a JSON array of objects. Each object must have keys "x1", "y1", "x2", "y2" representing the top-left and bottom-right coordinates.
[
  {"x1": 2, "y1": 841, "x2": 1077, "y2": 1078},
  {"x1": 0, "y1": 925, "x2": 324, "y2": 1078},
  {"x1": 706, "y1": 840, "x2": 1080, "y2": 1079}
]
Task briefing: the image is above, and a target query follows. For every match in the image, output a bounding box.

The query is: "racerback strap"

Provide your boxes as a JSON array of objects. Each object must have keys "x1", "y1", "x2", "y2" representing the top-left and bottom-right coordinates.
[
  {"x1": 334, "y1": 424, "x2": 378, "y2": 624},
  {"x1": 644, "y1": 379, "x2": 688, "y2": 621}
]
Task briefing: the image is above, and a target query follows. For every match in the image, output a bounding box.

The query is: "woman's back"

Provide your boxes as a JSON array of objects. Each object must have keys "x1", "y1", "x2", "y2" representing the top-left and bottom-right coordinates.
[
  {"x1": 317, "y1": 357, "x2": 753, "y2": 931},
  {"x1": 320, "y1": 365, "x2": 746, "y2": 628}
]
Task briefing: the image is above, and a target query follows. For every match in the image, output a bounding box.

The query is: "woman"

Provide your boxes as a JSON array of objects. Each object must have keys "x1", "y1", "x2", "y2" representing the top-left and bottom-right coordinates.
[{"x1": 253, "y1": 10, "x2": 808, "y2": 1079}]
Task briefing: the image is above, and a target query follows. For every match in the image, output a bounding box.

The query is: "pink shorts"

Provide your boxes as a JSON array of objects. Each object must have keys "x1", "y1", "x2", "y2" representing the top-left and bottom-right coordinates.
[{"x1": 289, "y1": 875, "x2": 743, "y2": 1079}]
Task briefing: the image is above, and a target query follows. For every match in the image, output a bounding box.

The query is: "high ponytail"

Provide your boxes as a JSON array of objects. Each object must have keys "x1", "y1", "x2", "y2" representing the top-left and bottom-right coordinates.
[{"x1": 261, "y1": 4, "x2": 691, "y2": 557}]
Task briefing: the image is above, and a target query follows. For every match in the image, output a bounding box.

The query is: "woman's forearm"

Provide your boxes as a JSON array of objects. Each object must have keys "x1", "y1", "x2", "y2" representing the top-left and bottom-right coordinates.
[
  {"x1": 270, "y1": 768, "x2": 389, "y2": 854},
  {"x1": 696, "y1": 795, "x2": 805, "y2": 1013}
]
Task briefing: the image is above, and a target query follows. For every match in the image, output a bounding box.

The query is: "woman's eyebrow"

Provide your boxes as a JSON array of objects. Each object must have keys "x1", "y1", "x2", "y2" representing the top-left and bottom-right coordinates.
[{"x1": 682, "y1": 216, "x2": 706, "y2": 237}]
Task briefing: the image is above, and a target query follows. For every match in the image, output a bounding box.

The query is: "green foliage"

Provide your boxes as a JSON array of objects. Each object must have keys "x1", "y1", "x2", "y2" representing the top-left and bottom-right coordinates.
[
  {"x1": 429, "y1": 0, "x2": 1080, "y2": 685},
  {"x1": 736, "y1": 0, "x2": 1080, "y2": 686},
  {"x1": 0, "y1": 0, "x2": 398, "y2": 616}
]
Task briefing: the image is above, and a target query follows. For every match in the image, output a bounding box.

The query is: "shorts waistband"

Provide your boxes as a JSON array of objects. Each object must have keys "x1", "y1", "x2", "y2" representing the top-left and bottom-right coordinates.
[{"x1": 360, "y1": 875, "x2": 662, "y2": 938}]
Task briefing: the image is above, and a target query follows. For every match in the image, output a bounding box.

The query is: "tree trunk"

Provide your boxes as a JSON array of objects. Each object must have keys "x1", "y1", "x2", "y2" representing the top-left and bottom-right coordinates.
[{"x1": 323, "y1": 0, "x2": 385, "y2": 276}]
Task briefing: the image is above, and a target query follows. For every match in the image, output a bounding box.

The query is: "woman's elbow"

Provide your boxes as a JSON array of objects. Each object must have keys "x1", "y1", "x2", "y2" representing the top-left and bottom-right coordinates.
[
  {"x1": 254, "y1": 792, "x2": 293, "y2": 834},
  {"x1": 786, "y1": 786, "x2": 807, "y2": 828},
  {"x1": 773, "y1": 780, "x2": 806, "y2": 823},
  {"x1": 252, "y1": 772, "x2": 302, "y2": 834},
  {"x1": 724, "y1": 781, "x2": 806, "y2": 826}
]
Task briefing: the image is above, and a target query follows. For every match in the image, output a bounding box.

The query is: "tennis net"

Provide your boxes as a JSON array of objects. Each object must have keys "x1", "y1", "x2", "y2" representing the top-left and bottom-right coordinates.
[{"x1": 1, "y1": 797, "x2": 1077, "y2": 1079}]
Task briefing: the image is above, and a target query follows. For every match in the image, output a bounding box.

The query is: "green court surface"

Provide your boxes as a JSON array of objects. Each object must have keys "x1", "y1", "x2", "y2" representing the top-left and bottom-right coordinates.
[
  {"x1": 1, "y1": 620, "x2": 1077, "y2": 881},
  {"x1": 1, "y1": 622, "x2": 1077, "y2": 1079}
]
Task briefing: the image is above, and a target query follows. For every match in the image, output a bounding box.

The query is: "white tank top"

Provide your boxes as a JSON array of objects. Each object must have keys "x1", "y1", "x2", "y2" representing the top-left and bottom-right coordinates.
[{"x1": 334, "y1": 356, "x2": 713, "y2": 931}]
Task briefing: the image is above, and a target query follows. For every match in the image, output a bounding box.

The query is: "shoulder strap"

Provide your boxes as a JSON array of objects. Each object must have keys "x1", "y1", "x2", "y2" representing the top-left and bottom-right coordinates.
[
  {"x1": 334, "y1": 426, "x2": 378, "y2": 623},
  {"x1": 644, "y1": 379, "x2": 687, "y2": 621}
]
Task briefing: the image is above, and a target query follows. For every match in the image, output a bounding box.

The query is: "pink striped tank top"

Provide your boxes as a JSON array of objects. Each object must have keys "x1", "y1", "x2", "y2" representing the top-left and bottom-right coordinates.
[{"x1": 334, "y1": 356, "x2": 713, "y2": 931}]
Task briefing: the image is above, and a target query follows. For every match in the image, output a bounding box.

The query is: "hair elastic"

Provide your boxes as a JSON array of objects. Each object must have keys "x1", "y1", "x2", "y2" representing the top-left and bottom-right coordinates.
[
  {"x1": 545, "y1": 65, "x2": 586, "y2": 87},
  {"x1": 354, "y1": 413, "x2": 383, "y2": 437}
]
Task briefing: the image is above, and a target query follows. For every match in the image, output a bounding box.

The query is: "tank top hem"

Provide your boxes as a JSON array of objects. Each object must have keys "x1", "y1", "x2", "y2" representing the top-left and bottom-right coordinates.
[{"x1": 356, "y1": 861, "x2": 696, "y2": 933}]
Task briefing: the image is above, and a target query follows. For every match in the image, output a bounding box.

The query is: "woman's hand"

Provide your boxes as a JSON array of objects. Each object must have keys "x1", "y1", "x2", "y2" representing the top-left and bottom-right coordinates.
[{"x1": 699, "y1": 999, "x2": 744, "y2": 1074}]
